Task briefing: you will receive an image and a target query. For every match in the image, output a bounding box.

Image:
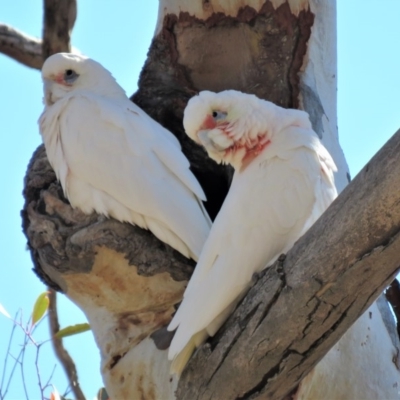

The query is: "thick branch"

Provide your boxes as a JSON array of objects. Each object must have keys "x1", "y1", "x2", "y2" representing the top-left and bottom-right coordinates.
[
  {"x1": 177, "y1": 129, "x2": 400, "y2": 399},
  {"x1": 0, "y1": 24, "x2": 43, "y2": 69},
  {"x1": 42, "y1": 0, "x2": 77, "y2": 59},
  {"x1": 48, "y1": 289, "x2": 85, "y2": 400}
]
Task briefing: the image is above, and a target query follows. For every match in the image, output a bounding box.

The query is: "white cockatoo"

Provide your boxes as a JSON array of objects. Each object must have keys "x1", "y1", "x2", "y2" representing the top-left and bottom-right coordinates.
[
  {"x1": 168, "y1": 90, "x2": 338, "y2": 375},
  {"x1": 39, "y1": 53, "x2": 212, "y2": 260}
]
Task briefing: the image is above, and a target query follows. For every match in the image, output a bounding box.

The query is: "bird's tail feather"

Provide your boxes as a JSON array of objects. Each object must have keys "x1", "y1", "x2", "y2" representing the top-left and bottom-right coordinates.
[
  {"x1": 170, "y1": 330, "x2": 208, "y2": 376},
  {"x1": 145, "y1": 217, "x2": 193, "y2": 260}
]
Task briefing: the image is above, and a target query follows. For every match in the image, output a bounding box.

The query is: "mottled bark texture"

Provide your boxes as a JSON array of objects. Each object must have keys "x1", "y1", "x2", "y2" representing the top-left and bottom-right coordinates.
[
  {"x1": 42, "y1": 0, "x2": 76, "y2": 59},
  {"x1": 0, "y1": 24, "x2": 43, "y2": 69},
  {"x1": 24, "y1": 0, "x2": 317, "y2": 285},
  {"x1": 177, "y1": 129, "x2": 400, "y2": 399},
  {"x1": 0, "y1": 1, "x2": 77, "y2": 70},
  {"x1": 22, "y1": 146, "x2": 194, "y2": 290},
  {"x1": 20, "y1": 1, "x2": 386, "y2": 399},
  {"x1": 22, "y1": 146, "x2": 191, "y2": 398},
  {"x1": 132, "y1": 2, "x2": 313, "y2": 219}
]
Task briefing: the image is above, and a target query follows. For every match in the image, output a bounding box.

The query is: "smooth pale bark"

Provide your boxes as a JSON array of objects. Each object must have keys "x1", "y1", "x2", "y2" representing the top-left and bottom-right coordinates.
[
  {"x1": 295, "y1": 299, "x2": 400, "y2": 400},
  {"x1": 20, "y1": 1, "x2": 399, "y2": 399}
]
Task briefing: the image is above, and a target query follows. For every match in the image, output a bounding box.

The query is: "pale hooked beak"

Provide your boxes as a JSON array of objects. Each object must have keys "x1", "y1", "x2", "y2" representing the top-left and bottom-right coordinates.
[
  {"x1": 198, "y1": 129, "x2": 234, "y2": 153},
  {"x1": 198, "y1": 130, "x2": 213, "y2": 148},
  {"x1": 197, "y1": 130, "x2": 225, "y2": 153}
]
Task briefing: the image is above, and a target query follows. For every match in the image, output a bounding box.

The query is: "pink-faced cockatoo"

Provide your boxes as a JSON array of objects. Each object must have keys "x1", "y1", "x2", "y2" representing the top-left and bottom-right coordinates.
[
  {"x1": 39, "y1": 53, "x2": 211, "y2": 260},
  {"x1": 168, "y1": 90, "x2": 338, "y2": 375}
]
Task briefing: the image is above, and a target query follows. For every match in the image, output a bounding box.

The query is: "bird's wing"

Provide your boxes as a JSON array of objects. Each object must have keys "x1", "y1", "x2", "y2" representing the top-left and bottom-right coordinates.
[
  {"x1": 39, "y1": 100, "x2": 70, "y2": 186},
  {"x1": 168, "y1": 125, "x2": 337, "y2": 364},
  {"x1": 101, "y1": 99, "x2": 208, "y2": 202},
  {"x1": 47, "y1": 93, "x2": 210, "y2": 259},
  {"x1": 266, "y1": 125, "x2": 338, "y2": 226}
]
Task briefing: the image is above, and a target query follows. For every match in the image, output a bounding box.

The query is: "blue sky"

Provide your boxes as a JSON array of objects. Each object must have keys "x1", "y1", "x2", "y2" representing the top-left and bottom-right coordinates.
[{"x1": 0, "y1": 1, "x2": 399, "y2": 398}]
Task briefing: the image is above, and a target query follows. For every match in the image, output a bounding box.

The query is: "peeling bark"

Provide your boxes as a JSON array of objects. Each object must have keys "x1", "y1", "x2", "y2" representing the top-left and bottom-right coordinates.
[
  {"x1": 22, "y1": 1, "x2": 342, "y2": 398},
  {"x1": 134, "y1": 1, "x2": 317, "y2": 218},
  {"x1": 20, "y1": 0, "x2": 398, "y2": 399},
  {"x1": 22, "y1": 146, "x2": 189, "y2": 398}
]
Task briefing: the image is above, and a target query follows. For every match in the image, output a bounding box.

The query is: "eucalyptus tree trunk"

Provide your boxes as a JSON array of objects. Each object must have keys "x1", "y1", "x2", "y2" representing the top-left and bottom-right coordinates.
[{"x1": 21, "y1": 0, "x2": 400, "y2": 399}]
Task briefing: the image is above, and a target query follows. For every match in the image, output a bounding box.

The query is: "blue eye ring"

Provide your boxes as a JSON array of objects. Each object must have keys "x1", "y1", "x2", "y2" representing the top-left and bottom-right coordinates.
[
  {"x1": 212, "y1": 111, "x2": 227, "y2": 120},
  {"x1": 64, "y1": 69, "x2": 79, "y2": 83}
]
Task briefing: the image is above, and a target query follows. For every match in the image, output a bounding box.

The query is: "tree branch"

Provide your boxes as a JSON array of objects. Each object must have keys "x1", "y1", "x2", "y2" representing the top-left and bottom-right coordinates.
[
  {"x1": 42, "y1": 0, "x2": 77, "y2": 59},
  {"x1": 177, "y1": 128, "x2": 400, "y2": 399},
  {"x1": 48, "y1": 289, "x2": 85, "y2": 400},
  {"x1": 0, "y1": 0, "x2": 77, "y2": 69},
  {"x1": 0, "y1": 24, "x2": 43, "y2": 69}
]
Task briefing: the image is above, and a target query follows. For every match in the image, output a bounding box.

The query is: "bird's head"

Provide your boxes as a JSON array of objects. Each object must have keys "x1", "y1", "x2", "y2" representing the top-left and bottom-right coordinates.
[
  {"x1": 41, "y1": 53, "x2": 126, "y2": 105},
  {"x1": 183, "y1": 90, "x2": 275, "y2": 170}
]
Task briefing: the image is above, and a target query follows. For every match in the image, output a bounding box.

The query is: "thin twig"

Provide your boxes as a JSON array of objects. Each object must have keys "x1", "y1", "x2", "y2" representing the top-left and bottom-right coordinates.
[
  {"x1": 3, "y1": 345, "x2": 23, "y2": 398},
  {"x1": 42, "y1": 362, "x2": 57, "y2": 388},
  {"x1": 42, "y1": 363, "x2": 57, "y2": 392},
  {"x1": 47, "y1": 289, "x2": 86, "y2": 400},
  {"x1": 34, "y1": 344, "x2": 45, "y2": 400},
  {"x1": 62, "y1": 384, "x2": 72, "y2": 399},
  {"x1": 1, "y1": 312, "x2": 34, "y2": 400},
  {"x1": 0, "y1": 311, "x2": 19, "y2": 399},
  {"x1": 19, "y1": 328, "x2": 30, "y2": 400}
]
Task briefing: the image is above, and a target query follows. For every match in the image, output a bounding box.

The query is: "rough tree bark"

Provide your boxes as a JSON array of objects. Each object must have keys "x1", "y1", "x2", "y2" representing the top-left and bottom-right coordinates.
[
  {"x1": 0, "y1": 24, "x2": 43, "y2": 69},
  {"x1": 176, "y1": 128, "x2": 400, "y2": 399},
  {"x1": 4, "y1": 0, "x2": 397, "y2": 399}
]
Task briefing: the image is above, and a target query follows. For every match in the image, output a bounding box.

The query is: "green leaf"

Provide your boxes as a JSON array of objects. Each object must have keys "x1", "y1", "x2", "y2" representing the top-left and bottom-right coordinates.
[
  {"x1": 31, "y1": 292, "x2": 50, "y2": 326},
  {"x1": 0, "y1": 303, "x2": 10, "y2": 319},
  {"x1": 55, "y1": 323, "x2": 91, "y2": 339}
]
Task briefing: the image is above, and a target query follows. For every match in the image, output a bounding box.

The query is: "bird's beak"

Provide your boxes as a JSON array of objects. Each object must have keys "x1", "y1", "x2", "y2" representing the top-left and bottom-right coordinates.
[
  {"x1": 197, "y1": 130, "x2": 225, "y2": 153},
  {"x1": 197, "y1": 130, "x2": 211, "y2": 147},
  {"x1": 43, "y1": 78, "x2": 54, "y2": 105},
  {"x1": 198, "y1": 129, "x2": 235, "y2": 154}
]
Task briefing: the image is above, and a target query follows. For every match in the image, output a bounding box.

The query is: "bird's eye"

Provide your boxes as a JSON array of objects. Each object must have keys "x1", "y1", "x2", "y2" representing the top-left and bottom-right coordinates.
[
  {"x1": 212, "y1": 111, "x2": 227, "y2": 120},
  {"x1": 63, "y1": 69, "x2": 79, "y2": 84}
]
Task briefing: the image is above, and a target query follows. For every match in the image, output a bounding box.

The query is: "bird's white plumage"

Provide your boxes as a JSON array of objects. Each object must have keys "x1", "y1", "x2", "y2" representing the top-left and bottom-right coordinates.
[
  {"x1": 39, "y1": 53, "x2": 211, "y2": 260},
  {"x1": 168, "y1": 90, "x2": 337, "y2": 374}
]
